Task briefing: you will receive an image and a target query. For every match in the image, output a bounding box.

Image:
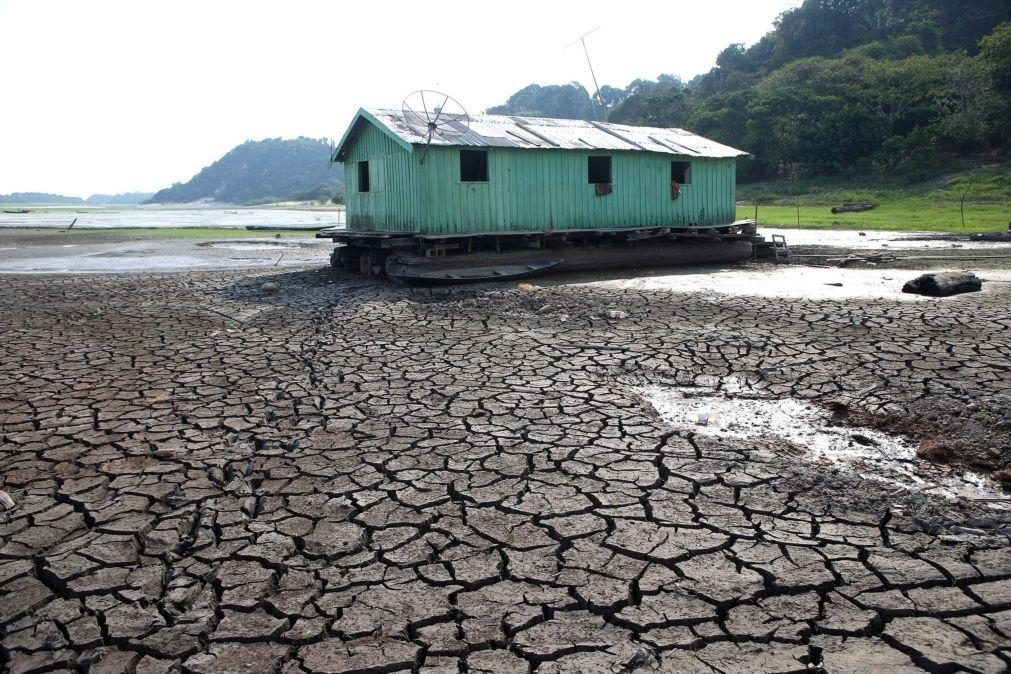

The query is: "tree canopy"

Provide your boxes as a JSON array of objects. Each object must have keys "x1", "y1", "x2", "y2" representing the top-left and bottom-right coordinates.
[{"x1": 487, "y1": 0, "x2": 1011, "y2": 181}]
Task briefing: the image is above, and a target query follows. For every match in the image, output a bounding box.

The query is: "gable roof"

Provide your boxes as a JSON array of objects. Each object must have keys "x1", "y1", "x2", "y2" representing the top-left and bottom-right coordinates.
[{"x1": 333, "y1": 107, "x2": 747, "y2": 162}]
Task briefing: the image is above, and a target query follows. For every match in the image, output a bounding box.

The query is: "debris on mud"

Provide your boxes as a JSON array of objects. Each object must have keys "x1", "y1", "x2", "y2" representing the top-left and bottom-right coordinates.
[{"x1": 902, "y1": 271, "x2": 982, "y2": 297}]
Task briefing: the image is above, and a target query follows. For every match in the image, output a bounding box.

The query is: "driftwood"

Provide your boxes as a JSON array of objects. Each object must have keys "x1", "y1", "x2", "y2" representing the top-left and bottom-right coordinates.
[
  {"x1": 902, "y1": 272, "x2": 982, "y2": 297},
  {"x1": 969, "y1": 231, "x2": 1011, "y2": 242},
  {"x1": 826, "y1": 253, "x2": 896, "y2": 266},
  {"x1": 831, "y1": 203, "x2": 876, "y2": 214}
]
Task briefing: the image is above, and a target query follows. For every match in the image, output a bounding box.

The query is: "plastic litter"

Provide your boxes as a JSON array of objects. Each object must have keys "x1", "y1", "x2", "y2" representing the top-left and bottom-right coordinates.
[
  {"x1": 607, "y1": 310, "x2": 628, "y2": 319},
  {"x1": 0, "y1": 490, "x2": 15, "y2": 510}
]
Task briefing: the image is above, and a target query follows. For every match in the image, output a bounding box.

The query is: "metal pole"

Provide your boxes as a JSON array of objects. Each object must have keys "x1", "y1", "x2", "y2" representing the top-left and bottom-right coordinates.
[
  {"x1": 580, "y1": 38, "x2": 604, "y2": 122},
  {"x1": 565, "y1": 27, "x2": 605, "y2": 122}
]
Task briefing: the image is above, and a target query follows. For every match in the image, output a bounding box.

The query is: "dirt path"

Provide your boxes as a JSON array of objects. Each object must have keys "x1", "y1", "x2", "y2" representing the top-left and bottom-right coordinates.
[{"x1": 0, "y1": 267, "x2": 1008, "y2": 672}]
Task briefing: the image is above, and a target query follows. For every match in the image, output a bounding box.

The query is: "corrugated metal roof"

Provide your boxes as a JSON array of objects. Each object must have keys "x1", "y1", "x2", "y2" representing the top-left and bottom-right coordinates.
[{"x1": 336, "y1": 108, "x2": 747, "y2": 161}]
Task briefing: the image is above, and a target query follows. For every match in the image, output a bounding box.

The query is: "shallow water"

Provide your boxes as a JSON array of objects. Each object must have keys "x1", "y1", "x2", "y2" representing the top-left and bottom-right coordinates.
[
  {"x1": 639, "y1": 381, "x2": 1006, "y2": 503},
  {"x1": 0, "y1": 238, "x2": 332, "y2": 273},
  {"x1": 761, "y1": 227, "x2": 1011, "y2": 250},
  {"x1": 587, "y1": 265, "x2": 1011, "y2": 301},
  {"x1": 0, "y1": 207, "x2": 345, "y2": 230}
]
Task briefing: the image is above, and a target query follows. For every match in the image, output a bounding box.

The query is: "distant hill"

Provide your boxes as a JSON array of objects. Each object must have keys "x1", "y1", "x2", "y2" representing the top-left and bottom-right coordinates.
[
  {"x1": 0, "y1": 191, "x2": 155, "y2": 205},
  {"x1": 146, "y1": 137, "x2": 345, "y2": 205},
  {"x1": 86, "y1": 192, "x2": 154, "y2": 205},
  {"x1": 487, "y1": 83, "x2": 597, "y2": 120},
  {"x1": 487, "y1": 78, "x2": 680, "y2": 121},
  {"x1": 0, "y1": 192, "x2": 83, "y2": 204}
]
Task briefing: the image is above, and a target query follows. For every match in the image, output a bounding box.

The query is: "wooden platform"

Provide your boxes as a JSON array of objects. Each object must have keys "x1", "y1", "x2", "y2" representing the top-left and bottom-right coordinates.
[{"x1": 321, "y1": 221, "x2": 759, "y2": 283}]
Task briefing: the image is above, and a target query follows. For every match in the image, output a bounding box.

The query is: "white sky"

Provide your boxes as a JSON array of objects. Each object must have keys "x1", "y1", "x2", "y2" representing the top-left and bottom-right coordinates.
[{"x1": 0, "y1": 0, "x2": 799, "y2": 197}]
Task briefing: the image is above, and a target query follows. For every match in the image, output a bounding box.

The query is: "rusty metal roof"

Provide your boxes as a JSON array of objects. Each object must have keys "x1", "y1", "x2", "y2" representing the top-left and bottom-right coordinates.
[{"x1": 334, "y1": 108, "x2": 747, "y2": 161}]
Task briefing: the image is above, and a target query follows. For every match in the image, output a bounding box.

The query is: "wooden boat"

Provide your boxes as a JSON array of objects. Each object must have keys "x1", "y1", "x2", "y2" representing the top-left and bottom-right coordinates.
[
  {"x1": 392, "y1": 260, "x2": 563, "y2": 285},
  {"x1": 3, "y1": 209, "x2": 30, "y2": 214}
]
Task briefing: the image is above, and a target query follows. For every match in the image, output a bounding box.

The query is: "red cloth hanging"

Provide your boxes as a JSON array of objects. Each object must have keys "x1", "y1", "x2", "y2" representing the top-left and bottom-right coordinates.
[
  {"x1": 671, "y1": 181, "x2": 681, "y2": 200},
  {"x1": 595, "y1": 182, "x2": 612, "y2": 196}
]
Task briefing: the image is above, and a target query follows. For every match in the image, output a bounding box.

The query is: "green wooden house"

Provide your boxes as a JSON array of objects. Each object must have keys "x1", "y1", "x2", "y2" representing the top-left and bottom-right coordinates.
[{"x1": 333, "y1": 108, "x2": 747, "y2": 235}]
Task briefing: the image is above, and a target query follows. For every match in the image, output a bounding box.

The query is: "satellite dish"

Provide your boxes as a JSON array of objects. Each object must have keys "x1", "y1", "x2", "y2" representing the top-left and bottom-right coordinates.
[{"x1": 401, "y1": 90, "x2": 470, "y2": 164}]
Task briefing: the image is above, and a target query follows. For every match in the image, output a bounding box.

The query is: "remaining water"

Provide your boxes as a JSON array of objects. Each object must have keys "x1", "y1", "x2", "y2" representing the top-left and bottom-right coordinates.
[
  {"x1": 639, "y1": 380, "x2": 1005, "y2": 502},
  {"x1": 0, "y1": 207, "x2": 345, "y2": 230}
]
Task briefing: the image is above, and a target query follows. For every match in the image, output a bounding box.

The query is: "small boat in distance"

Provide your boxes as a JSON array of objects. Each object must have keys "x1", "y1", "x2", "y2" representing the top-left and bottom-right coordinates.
[
  {"x1": 3, "y1": 209, "x2": 30, "y2": 214},
  {"x1": 245, "y1": 224, "x2": 330, "y2": 232}
]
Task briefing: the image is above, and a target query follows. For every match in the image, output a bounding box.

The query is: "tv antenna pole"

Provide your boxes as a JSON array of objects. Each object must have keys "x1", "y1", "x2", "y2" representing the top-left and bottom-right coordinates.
[{"x1": 565, "y1": 26, "x2": 605, "y2": 122}]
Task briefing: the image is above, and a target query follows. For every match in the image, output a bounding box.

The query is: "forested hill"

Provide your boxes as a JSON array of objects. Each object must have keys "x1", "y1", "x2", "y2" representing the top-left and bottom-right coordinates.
[
  {"x1": 147, "y1": 137, "x2": 344, "y2": 205},
  {"x1": 0, "y1": 192, "x2": 154, "y2": 204},
  {"x1": 489, "y1": 0, "x2": 1011, "y2": 181}
]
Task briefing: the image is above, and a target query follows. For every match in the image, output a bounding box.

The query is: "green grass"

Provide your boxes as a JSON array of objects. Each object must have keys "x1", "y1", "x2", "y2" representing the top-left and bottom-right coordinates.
[
  {"x1": 737, "y1": 163, "x2": 1011, "y2": 232},
  {"x1": 738, "y1": 202, "x2": 1009, "y2": 233}
]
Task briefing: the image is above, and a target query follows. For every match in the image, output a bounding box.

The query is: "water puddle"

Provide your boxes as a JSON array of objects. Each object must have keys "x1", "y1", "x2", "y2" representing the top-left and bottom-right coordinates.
[{"x1": 639, "y1": 381, "x2": 1005, "y2": 502}]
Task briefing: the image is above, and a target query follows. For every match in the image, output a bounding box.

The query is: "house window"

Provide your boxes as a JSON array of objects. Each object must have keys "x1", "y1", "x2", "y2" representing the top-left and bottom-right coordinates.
[
  {"x1": 671, "y1": 161, "x2": 692, "y2": 184},
  {"x1": 460, "y1": 150, "x2": 488, "y2": 182},
  {"x1": 358, "y1": 161, "x2": 370, "y2": 193},
  {"x1": 587, "y1": 156, "x2": 611, "y2": 184}
]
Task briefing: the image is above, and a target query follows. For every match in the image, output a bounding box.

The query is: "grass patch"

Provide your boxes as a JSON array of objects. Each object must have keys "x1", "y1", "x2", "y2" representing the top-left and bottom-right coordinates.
[
  {"x1": 737, "y1": 163, "x2": 1011, "y2": 232},
  {"x1": 739, "y1": 202, "x2": 1010, "y2": 233}
]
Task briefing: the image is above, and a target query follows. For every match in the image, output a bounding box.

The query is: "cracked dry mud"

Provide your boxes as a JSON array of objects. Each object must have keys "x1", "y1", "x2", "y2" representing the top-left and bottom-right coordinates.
[{"x1": 1, "y1": 266, "x2": 1009, "y2": 673}]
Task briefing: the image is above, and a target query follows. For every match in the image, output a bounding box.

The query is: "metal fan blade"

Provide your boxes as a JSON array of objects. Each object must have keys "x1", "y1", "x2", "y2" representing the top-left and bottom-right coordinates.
[
  {"x1": 431, "y1": 94, "x2": 450, "y2": 125},
  {"x1": 419, "y1": 91, "x2": 432, "y2": 123}
]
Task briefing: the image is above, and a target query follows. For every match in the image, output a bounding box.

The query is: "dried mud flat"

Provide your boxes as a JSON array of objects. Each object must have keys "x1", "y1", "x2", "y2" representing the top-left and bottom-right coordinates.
[{"x1": 1, "y1": 264, "x2": 1010, "y2": 673}]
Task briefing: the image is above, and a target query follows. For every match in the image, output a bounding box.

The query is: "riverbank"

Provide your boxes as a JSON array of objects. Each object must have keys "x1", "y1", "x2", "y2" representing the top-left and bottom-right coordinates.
[{"x1": 0, "y1": 262, "x2": 1008, "y2": 672}]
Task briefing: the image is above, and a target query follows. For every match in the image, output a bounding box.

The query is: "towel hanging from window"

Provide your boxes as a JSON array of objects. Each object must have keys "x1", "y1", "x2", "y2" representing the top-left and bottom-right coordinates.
[
  {"x1": 595, "y1": 182, "x2": 612, "y2": 196},
  {"x1": 671, "y1": 181, "x2": 681, "y2": 200}
]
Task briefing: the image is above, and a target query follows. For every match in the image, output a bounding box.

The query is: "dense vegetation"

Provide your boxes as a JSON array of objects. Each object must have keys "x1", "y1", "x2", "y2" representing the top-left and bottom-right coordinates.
[
  {"x1": 490, "y1": 0, "x2": 1011, "y2": 183},
  {"x1": 146, "y1": 137, "x2": 344, "y2": 205}
]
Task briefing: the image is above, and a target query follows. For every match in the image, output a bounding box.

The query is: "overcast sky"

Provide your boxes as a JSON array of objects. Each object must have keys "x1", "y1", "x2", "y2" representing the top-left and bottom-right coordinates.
[{"x1": 0, "y1": 0, "x2": 799, "y2": 197}]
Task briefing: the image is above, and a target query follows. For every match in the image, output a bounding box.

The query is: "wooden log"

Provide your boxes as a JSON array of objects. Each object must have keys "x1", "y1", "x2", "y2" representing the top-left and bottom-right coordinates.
[
  {"x1": 830, "y1": 203, "x2": 876, "y2": 214},
  {"x1": 901, "y1": 272, "x2": 982, "y2": 297}
]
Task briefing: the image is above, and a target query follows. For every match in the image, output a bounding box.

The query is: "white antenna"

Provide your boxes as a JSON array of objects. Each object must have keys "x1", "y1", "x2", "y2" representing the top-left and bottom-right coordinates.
[{"x1": 564, "y1": 26, "x2": 604, "y2": 122}]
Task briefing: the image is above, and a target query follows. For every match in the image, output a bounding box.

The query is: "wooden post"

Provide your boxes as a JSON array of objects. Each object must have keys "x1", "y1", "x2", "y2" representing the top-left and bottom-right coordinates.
[
  {"x1": 795, "y1": 196, "x2": 800, "y2": 227},
  {"x1": 960, "y1": 191, "x2": 967, "y2": 228},
  {"x1": 754, "y1": 202, "x2": 758, "y2": 224}
]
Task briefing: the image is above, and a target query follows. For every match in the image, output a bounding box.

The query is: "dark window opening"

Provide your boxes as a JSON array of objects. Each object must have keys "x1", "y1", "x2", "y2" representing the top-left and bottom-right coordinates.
[
  {"x1": 587, "y1": 156, "x2": 611, "y2": 184},
  {"x1": 358, "y1": 161, "x2": 370, "y2": 193},
  {"x1": 460, "y1": 150, "x2": 488, "y2": 182},
  {"x1": 671, "y1": 161, "x2": 692, "y2": 184}
]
